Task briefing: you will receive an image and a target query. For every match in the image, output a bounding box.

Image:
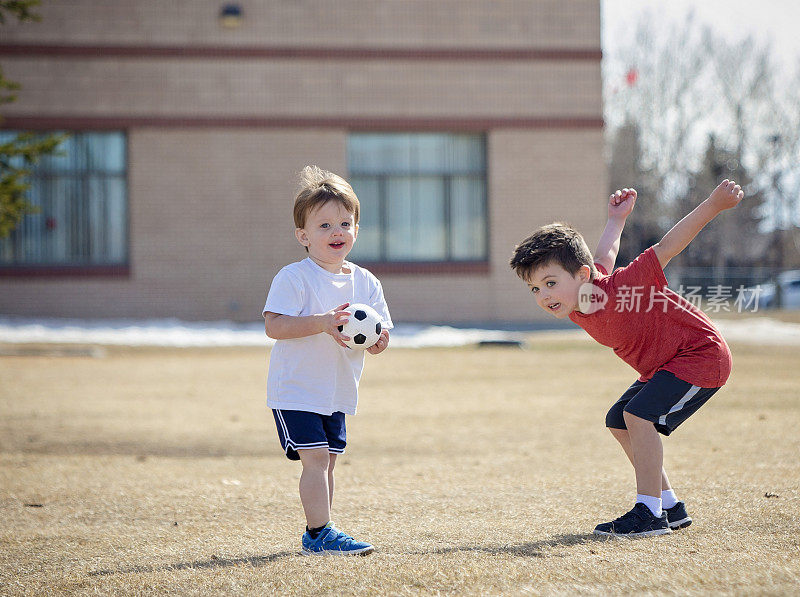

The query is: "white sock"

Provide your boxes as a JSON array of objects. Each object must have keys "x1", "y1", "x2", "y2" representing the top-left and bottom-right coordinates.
[
  {"x1": 637, "y1": 494, "x2": 663, "y2": 517},
  {"x1": 661, "y1": 489, "x2": 679, "y2": 509}
]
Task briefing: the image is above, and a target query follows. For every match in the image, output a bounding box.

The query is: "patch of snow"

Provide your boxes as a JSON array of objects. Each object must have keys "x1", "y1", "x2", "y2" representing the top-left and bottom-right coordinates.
[
  {"x1": 712, "y1": 317, "x2": 800, "y2": 346},
  {"x1": 0, "y1": 317, "x2": 529, "y2": 348},
  {"x1": 0, "y1": 316, "x2": 797, "y2": 348}
]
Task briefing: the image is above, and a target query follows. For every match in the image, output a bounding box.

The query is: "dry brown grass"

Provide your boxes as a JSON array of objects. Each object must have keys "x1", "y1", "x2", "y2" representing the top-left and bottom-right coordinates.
[{"x1": 1, "y1": 337, "x2": 799, "y2": 596}]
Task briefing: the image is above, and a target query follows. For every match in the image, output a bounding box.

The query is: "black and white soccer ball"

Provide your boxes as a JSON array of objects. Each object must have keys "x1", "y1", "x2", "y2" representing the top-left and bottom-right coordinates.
[{"x1": 338, "y1": 303, "x2": 382, "y2": 350}]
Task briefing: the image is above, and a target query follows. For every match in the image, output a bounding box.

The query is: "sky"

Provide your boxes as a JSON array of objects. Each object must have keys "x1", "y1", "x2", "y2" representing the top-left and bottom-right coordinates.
[{"x1": 602, "y1": 0, "x2": 800, "y2": 69}]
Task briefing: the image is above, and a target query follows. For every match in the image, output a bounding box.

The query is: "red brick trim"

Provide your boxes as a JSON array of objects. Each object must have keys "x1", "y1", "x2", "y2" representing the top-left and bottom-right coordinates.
[
  {"x1": 0, "y1": 265, "x2": 130, "y2": 278},
  {"x1": 1, "y1": 115, "x2": 604, "y2": 131},
  {"x1": 356, "y1": 261, "x2": 490, "y2": 275},
  {"x1": 0, "y1": 43, "x2": 602, "y2": 62}
]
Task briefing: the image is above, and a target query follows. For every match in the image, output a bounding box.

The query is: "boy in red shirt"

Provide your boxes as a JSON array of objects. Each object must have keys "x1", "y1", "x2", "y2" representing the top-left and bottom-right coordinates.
[{"x1": 510, "y1": 180, "x2": 744, "y2": 536}]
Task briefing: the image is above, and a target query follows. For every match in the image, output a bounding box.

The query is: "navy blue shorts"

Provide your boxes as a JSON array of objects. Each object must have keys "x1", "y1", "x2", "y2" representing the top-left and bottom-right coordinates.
[
  {"x1": 606, "y1": 370, "x2": 721, "y2": 436},
  {"x1": 272, "y1": 409, "x2": 346, "y2": 461}
]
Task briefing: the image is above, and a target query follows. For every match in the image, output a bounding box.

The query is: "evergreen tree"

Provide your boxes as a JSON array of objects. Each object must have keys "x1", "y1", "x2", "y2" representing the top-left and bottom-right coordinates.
[
  {"x1": 673, "y1": 134, "x2": 766, "y2": 287},
  {"x1": 0, "y1": 0, "x2": 65, "y2": 239}
]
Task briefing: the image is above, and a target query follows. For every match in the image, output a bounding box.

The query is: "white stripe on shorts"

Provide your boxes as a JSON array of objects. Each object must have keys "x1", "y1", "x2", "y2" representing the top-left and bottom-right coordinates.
[
  {"x1": 658, "y1": 385, "x2": 701, "y2": 426},
  {"x1": 275, "y1": 410, "x2": 329, "y2": 452},
  {"x1": 275, "y1": 409, "x2": 290, "y2": 439}
]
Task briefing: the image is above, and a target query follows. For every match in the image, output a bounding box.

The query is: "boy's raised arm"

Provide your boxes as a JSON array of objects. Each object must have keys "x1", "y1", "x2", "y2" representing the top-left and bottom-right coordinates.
[
  {"x1": 594, "y1": 188, "x2": 637, "y2": 274},
  {"x1": 653, "y1": 179, "x2": 744, "y2": 269}
]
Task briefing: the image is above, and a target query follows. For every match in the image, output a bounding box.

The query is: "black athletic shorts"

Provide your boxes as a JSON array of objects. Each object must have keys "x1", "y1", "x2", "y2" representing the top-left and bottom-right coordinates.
[{"x1": 606, "y1": 370, "x2": 721, "y2": 436}]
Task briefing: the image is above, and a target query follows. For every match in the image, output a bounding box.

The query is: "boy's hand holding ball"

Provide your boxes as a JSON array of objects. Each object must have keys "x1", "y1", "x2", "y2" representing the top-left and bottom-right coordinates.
[
  {"x1": 367, "y1": 329, "x2": 390, "y2": 355},
  {"x1": 322, "y1": 302, "x2": 352, "y2": 348},
  {"x1": 322, "y1": 302, "x2": 387, "y2": 352},
  {"x1": 338, "y1": 303, "x2": 383, "y2": 351}
]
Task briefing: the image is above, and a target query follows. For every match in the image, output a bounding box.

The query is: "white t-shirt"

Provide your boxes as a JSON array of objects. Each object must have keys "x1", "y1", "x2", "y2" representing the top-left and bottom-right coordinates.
[{"x1": 263, "y1": 258, "x2": 393, "y2": 416}]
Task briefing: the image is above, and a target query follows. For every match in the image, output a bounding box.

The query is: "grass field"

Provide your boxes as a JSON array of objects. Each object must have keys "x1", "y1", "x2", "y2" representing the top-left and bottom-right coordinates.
[{"x1": 1, "y1": 335, "x2": 799, "y2": 595}]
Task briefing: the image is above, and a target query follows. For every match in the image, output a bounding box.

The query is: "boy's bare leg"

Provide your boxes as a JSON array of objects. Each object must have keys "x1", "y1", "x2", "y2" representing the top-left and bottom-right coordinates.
[
  {"x1": 609, "y1": 427, "x2": 672, "y2": 490},
  {"x1": 328, "y1": 453, "x2": 337, "y2": 508},
  {"x1": 621, "y1": 412, "x2": 664, "y2": 498},
  {"x1": 298, "y1": 447, "x2": 331, "y2": 528}
]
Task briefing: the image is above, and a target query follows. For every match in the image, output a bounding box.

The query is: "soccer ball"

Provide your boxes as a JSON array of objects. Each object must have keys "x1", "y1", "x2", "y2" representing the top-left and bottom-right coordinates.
[{"x1": 338, "y1": 303, "x2": 382, "y2": 350}]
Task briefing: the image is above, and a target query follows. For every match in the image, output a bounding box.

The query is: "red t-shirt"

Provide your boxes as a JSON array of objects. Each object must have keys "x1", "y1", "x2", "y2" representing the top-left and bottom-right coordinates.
[{"x1": 569, "y1": 247, "x2": 731, "y2": 388}]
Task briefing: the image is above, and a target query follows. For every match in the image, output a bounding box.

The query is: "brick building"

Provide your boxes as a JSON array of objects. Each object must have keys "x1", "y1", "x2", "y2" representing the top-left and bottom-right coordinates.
[{"x1": 0, "y1": 0, "x2": 606, "y2": 324}]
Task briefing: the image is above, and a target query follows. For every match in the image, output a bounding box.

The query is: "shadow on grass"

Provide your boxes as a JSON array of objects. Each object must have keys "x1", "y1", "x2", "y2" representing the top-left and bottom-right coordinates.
[
  {"x1": 89, "y1": 551, "x2": 297, "y2": 577},
  {"x1": 416, "y1": 533, "x2": 604, "y2": 558},
  {"x1": 89, "y1": 533, "x2": 603, "y2": 576}
]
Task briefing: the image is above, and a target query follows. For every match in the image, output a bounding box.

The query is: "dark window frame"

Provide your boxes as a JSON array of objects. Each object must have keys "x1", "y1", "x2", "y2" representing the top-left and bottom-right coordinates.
[
  {"x1": 347, "y1": 133, "x2": 489, "y2": 273},
  {"x1": 0, "y1": 130, "x2": 130, "y2": 278}
]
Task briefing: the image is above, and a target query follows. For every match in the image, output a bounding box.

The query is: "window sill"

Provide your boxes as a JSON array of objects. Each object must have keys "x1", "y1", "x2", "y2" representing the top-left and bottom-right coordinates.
[
  {"x1": 0, "y1": 265, "x2": 131, "y2": 278},
  {"x1": 354, "y1": 261, "x2": 490, "y2": 275}
]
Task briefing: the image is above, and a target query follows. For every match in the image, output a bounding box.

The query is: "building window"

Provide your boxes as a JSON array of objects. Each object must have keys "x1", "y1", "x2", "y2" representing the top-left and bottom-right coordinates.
[
  {"x1": 0, "y1": 131, "x2": 128, "y2": 269},
  {"x1": 347, "y1": 133, "x2": 487, "y2": 263}
]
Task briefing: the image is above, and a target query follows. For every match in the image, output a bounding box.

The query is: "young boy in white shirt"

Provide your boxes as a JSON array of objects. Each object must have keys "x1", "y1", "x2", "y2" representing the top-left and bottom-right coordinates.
[{"x1": 263, "y1": 165, "x2": 392, "y2": 556}]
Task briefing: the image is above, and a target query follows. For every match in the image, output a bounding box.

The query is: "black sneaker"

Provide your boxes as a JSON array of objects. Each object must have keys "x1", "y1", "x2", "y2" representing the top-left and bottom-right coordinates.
[
  {"x1": 664, "y1": 501, "x2": 692, "y2": 529},
  {"x1": 594, "y1": 503, "x2": 672, "y2": 537}
]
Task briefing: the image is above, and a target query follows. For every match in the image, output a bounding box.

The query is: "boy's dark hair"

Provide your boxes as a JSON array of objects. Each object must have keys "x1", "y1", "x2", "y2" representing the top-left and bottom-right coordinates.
[{"x1": 509, "y1": 223, "x2": 595, "y2": 281}]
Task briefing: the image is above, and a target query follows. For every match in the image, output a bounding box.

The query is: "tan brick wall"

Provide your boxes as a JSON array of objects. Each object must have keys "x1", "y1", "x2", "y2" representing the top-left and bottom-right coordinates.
[
  {"x1": 379, "y1": 129, "x2": 607, "y2": 324},
  {"x1": 0, "y1": 129, "x2": 346, "y2": 320},
  {"x1": 0, "y1": 127, "x2": 606, "y2": 323},
  {"x1": 487, "y1": 129, "x2": 607, "y2": 322},
  {"x1": 3, "y1": 58, "x2": 600, "y2": 120},
  {"x1": 0, "y1": 0, "x2": 605, "y2": 324},
  {"x1": 2, "y1": 1, "x2": 600, "y2": 49}
]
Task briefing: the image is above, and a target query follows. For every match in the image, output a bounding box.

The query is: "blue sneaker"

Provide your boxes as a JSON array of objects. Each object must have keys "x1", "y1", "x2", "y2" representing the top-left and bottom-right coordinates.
[
  {"x1": 665, "y1": 501, "x2": 692, "y2": 529},
  {"x1": 301, "y1": 522, "x2": 374, "y2": 556},
  {"x1": 594, "y1": 503, "x2": 672, "y2": 537}
]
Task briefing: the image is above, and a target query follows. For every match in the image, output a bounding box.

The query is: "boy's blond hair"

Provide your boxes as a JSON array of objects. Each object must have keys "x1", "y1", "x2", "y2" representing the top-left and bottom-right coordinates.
[
  {"x1": 293, "y1": 165, "x2": 360, "y2": 229},
  {"x1": 509, "y1": 222, "x2": 595, "y2": 281}
]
